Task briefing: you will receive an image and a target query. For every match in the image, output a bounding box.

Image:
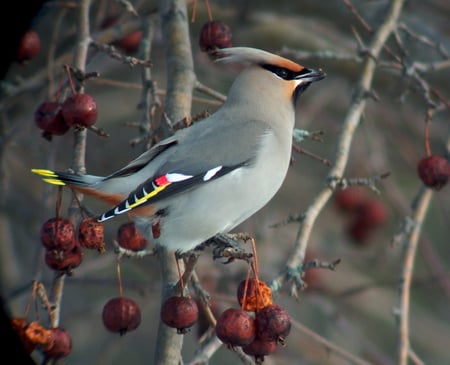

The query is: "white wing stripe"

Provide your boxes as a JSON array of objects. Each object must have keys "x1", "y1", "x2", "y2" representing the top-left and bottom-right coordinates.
[
  {"x1": 203, "y1": 166, "x2": 223, "y2": 181},
  {"x1": 166, "y1": 173, "x2": 193, "y2": 182}
]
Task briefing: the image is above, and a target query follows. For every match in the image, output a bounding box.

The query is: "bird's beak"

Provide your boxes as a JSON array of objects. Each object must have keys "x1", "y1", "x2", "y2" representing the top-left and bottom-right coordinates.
[
  {"x1": 295, "y1": 67, "x2": 326, "y2": 83},
  {"x1": 293, "y1": 67, "x2": 326, "y2": 102}
]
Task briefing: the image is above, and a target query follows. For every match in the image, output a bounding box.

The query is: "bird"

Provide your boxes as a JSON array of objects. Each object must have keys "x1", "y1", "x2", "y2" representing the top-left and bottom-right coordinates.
[{"x1": 32, "y1": 47, "x2": 325, "y2": 253}]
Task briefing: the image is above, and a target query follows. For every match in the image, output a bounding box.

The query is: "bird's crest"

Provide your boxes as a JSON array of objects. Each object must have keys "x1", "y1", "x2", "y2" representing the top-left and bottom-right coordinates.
[{"x1": 215, "y1": 47, "x2": 304, "y2": 72}]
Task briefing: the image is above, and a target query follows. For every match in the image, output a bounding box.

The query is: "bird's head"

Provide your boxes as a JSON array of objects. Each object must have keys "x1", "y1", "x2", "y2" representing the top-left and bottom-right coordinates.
[{"x1": 215, "y1": 47, "x2": 325, "y2": 104}]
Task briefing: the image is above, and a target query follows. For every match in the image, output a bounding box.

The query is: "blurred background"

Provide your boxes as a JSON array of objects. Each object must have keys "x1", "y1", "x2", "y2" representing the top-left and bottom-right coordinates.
[{"x1": 1, "y1": 0, "x2": 449, "y2": 364}]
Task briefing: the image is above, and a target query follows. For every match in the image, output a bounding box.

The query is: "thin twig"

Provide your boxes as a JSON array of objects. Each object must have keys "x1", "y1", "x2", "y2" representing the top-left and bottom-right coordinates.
[
  {"x1": 291, "y1": 319, "x2": 373, "y2": 365},
  {"x1": 395, "y1": 187, "x2": 432, "y2": 365}
]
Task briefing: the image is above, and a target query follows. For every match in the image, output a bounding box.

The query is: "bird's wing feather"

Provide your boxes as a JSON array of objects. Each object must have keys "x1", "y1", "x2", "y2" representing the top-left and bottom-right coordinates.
[
  {"x1": 156, "y1": 117, "x2": 271, "y2": 175},
  {"x1": 104, "y1": 135, "x2": 179, "y2": 179},
  {"x1": 98, "y1": 118, "x2": 271, "y2": 221}
]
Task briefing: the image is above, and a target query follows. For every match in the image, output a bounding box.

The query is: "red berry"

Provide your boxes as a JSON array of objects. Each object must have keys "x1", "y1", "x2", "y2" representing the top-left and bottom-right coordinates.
[
  {"x1": 199, "y1": 21, "x2": 232, "y2": 52},
  {"x1": 117, "y1": 222, "x2": 148, "y2": 251},
  {"x1": 102, "y1": 297, "x2": 141, "y2": 335},
  {"x1": 61, "y1": 93, "x2": 98, "y2": 127},
  {"x1": 417, "y1": 155, "x2": 450, "y2": 190},
  {"x1": 34, "y1": 101, "x2": 70, "y2": 137},
  {"x1": 242, "y1": 337, "x2": 277, "y2": 363},
  {"x1": 99, "y1": 15, "x2": 142, "y2": 53},
  {"x1": 334, "y1": 187, "x2": 366, "y2": 213},
  {"x1": 45, "y1": 244, "x2": 83, "y2": 272},
  {"x1": 345, "y1": 199, "x2": 387, "y2": 245},
  {"x1": 16, "y1": 30, "x2": 41, "y2": 63},
  {"x1": 40, "y1": 217, "x2": 76, "y2": 251},
  {"x1": 40, "y1": 328, "x2": 72, "y2": 359},
  {"x1": 117, "y1": 31, "x2": 143, "y2": 53},
  {"x1": 255, "y1": 305, "x2": 291, "y2": 345},
  {"x1": 216, "y1": 308, "x2": 255, "y2": 347},
  {"x1": 356, "y1": 199, "x2": 388, "y2": 227},
  {"x1": 78, "y1": 217, "x2": 105, "y2": 252},
  {"x1": 160, "y1": 296, "x2": 199, "y2": 334},
  {"x1": 346, "y1": 217, "x2": 375, "y2": 244}
]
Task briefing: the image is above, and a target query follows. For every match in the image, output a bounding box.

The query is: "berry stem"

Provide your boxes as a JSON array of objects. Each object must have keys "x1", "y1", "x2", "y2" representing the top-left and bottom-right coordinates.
[
  {"x1": 116, "y1": 259, "x2": 123, "y2": 298},
  {"x1": 53, "y1": 69, "x2": 66, "y2": 101},
  {"x1": 64, "y1": 64, "x2": 77, "y2": 95},
  {"x1": 241, "y1": 264, "x2": 252, "y2": 310},
  {"x1": 249, "y1": 237, "x2": 259, "y2": 279},
  {"x1": 424, "y1": 110, "x2": 432, "y2": 157},
  {"x1": 175, "y1": 253, "x2": 185, "y2": 296},
  {"x1": 205, "y1": 0, "x2": 213, "y2": 21},
  {"x1": 56, "y1": 186, "x2": 63, "y2": 218},
  {"x1": 71, "y1": 189, "x2": 87, "y2": 218},
  {"x1": 190, "y1": 0, "x2": 197, "y2": 22}
]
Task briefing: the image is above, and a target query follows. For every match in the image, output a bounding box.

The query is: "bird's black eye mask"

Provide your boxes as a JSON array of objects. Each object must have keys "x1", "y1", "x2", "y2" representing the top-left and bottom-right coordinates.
[{"x1": 260, "y1": 63, "x2": 312, "y2": 81}]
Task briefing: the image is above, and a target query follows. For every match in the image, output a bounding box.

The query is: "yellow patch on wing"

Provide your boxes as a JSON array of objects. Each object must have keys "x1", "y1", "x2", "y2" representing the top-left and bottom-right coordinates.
[{"x1": 127, "y1": 184, "x2": 169, "y2": 210}]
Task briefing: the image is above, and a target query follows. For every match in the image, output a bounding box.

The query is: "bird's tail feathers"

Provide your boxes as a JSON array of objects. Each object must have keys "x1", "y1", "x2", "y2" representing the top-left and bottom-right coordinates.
[{"x1": 31, "y1": 169, "x2": 103, "y2": 187}]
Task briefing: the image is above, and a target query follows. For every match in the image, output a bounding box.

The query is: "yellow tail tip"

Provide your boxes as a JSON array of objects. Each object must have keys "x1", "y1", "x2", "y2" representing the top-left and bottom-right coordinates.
[
  {"x1": 31, "y1": 169, "x2": 58, "y2": 177},
  {"x1": 31, "y1": 169, "x2": 65, "y2": 186},
  {"x1": 43, "y1": 178, "x2": 66, "y2": 186}
]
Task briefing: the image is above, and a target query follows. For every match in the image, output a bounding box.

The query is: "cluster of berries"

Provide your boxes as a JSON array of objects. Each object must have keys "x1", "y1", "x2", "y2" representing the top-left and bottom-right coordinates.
[
  {"x1": 216, "y1": 278, "x2": 291, "y2": 363},
  {"x1": 41, "y1": 216, "x2": 148, "y2": 335},
  {"x1": 34, "y1": 93, "x2": 98, "y2": 140},
  {"x1": 157, "y1": 276, "x2": 291, "y2": 363},
  {"x1": 334, "y1": 187, "x2": 388, "y2": 245}
]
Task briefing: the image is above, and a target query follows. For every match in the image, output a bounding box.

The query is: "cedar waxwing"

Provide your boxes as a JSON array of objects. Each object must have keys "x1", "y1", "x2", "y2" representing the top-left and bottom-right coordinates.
[{"x1": 32, "y1": 47, "x2": 325, "y2": 253}]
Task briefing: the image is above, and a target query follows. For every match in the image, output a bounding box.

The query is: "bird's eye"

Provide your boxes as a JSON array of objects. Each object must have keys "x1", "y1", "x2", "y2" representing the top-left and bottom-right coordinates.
[
  {"x1": 261, "y1": 64, "x2": 295, "y2": 80},
  {"x1": 275, "y1": 68, "x2": 289, "y2": 79}
]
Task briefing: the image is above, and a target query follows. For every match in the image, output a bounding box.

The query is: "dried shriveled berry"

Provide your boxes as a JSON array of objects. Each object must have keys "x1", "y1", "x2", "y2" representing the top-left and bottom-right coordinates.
[
  {"x1": 237, "y1": 278, "x2": 273, "y2": 311},
  {"x1": 417, "y1": 155, "x2": 450, "y2": 190},
  {"x1": 61, "y1": 93, "x2": 98, "y2": 127},
  {"x1": 255, "y1": 304, "x2": 291, "y2": 344},
  {"x1": 45, "y1": 244, "x2": 83, "y2": 272},
  {"x1": 242, "y1": 337, "x2": 277, "y2": 364},
  {"x1": 78, "y1": 217, "x2": 105, "y2": 252},
  {"x1": 40, "y1": 217, "x2": 76, "y2": 251},
  {"x1": 24, "y1": 321, "x2": 53, "y2": 350},
  {"x1": 216, "y1": 308, "x2": 255, "y2": 347},
  {"x1": 34, "y1": 101, "x2": 70, "y2": 137},
  {"x1": 40, "y1": 328, "x2": 72, "y2": 359},
  {"x1": 199, "y1": 20, "x2": 232, "y2": 52},
  {"x1": 11, "y1": 318, "x2": 37, "y2": 353},
  {"x1": 161, "y1": 296, "x2": 199, "y2": 334},
  {"x1": 102, "y1": 297, "x2": 141, "y2": 335},
  {"x1": 117, "y1": 222, "x2": 148, "y2": 251},
  {"x1": 16, "y1": 30, "x2": 41, "y2": 63}
]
